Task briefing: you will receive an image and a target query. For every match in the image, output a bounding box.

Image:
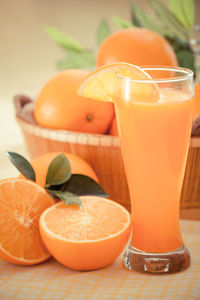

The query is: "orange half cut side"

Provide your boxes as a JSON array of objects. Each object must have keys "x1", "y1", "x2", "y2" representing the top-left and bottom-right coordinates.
[
  {"x1": 39, "y1": 196, "x2": 131, "y2": 270},
  {"x1": 0, "y1": 178, "x2": 54, "y2": 265}
]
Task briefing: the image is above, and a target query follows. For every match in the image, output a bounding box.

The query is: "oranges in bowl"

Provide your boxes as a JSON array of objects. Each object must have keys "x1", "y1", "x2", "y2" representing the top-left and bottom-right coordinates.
[
  {"x1": 21, "y1": 28, "x2": 178, "y2": 137},
  {"x1": 34, "y1": 69, "x2": 114, "y2": 134}
]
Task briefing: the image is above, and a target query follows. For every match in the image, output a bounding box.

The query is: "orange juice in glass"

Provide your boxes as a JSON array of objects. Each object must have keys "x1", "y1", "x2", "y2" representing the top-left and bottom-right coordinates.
[{"x1": 114, "y1": 67, "x2": 194, "y2": 274}]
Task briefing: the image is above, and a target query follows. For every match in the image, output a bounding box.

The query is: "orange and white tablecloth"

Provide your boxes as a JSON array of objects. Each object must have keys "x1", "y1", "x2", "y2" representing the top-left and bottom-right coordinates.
[{"x1": 0, "y1": 220, "x2": 200, "y2": 300}]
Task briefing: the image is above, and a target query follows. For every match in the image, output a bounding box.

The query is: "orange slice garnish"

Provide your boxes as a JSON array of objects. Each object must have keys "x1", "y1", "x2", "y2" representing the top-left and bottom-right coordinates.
[{"x1": 78, "y1": 62, "x2": 160, "y2": 103}]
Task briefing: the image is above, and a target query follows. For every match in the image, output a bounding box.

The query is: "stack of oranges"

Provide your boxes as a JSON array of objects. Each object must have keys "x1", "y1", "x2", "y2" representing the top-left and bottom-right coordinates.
[{"x1": 34, "y1": 28, "x2": 181, "y2": 137}]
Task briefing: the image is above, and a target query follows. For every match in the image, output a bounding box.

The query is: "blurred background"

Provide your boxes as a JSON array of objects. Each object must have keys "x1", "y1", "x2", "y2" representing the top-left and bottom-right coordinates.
[
  {"x1": 0, "y1": 0, "x2": 200, "y2": 153},
  {"x1": 1, "y1": 0, "x2": 200, "y2": 100}
]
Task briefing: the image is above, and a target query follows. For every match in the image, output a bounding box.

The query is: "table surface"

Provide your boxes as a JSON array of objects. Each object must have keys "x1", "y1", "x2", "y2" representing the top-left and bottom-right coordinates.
[{"x1": 0, "y1": 219, "x2": 200, "y2": 300}]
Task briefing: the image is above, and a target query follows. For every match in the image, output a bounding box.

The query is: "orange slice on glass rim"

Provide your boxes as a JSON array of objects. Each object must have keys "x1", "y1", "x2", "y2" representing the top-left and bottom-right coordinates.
[{"x1": 78, "y1": 62, "x2": 160, "y2": 103}]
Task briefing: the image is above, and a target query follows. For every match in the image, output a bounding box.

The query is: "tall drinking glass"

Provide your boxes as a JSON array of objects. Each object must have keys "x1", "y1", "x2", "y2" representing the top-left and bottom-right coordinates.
[{"x1": 114, "y1": 66, "x2": 194, "y2": 274}]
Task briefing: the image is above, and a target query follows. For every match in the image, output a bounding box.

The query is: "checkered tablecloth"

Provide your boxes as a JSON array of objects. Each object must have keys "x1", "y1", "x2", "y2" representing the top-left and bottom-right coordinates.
[{"x1": 0, "y1": 220, "x2": 200, "y2": 300}]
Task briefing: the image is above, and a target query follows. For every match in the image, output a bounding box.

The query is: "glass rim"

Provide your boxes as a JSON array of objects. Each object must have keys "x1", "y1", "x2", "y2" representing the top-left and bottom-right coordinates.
[{"x1": 115, "y1": 65, "x2": 194, "y2": 83}]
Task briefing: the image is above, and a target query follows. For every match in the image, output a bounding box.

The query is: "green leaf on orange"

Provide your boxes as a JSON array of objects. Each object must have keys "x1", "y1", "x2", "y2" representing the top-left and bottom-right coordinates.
[
  {"x1": 6, "y1": 151, "x2": 36, "y2": 182},
  {"x1": 60, "y1": 174, "x2": 109, "y2": 198},
  {"x1": 48, "y1": 189, "x2": 82, "y2": 206},
  {"x1": 45, "y1": 153, "x2": 71, "y2": 187}
]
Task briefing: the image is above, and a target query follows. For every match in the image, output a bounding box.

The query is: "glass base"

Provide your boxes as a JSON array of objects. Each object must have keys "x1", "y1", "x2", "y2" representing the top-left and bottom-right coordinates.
[{"x1": 124, "y1": 244, "x2": 190, "y2": 274}]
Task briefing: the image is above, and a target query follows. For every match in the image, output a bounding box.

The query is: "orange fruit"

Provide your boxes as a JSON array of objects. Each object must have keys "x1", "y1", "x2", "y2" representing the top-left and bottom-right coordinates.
[
  {"x1": 34, "y1": 69, "x2": 114, "y2": 134},
  {"x1": 109, "y1": 117, "x2": 119, "y2": 136},
  {"x1": 97, "y1": 28, "x2": 177, "y2": 68},
  {"x1": 193, "y1": 82, "x2": 200, "y2": 120},
  {"x1": 0, "y1": 178, "x2": 54, "y2": 265},
  {"x1": 39, "y1": 196, "x2": 131, "y2": 270},
  {"x1": 19, "y1": 152, "x2": 99, "y2": 187},
  {"x1": 78, "y1": 62, "x2": 160, "y2": 104}
]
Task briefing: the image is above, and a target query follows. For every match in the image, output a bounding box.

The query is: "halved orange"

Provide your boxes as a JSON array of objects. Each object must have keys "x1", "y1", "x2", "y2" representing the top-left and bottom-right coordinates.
[
  {"x1": 78, "y1": 62, "x2": 160, "y2": 103},
  {"x1": 39, "y1": 196, "x2": 131, "y2": 270},
  {"x1": 0, "y1": 178, "x2": 54, "y2": 265}
]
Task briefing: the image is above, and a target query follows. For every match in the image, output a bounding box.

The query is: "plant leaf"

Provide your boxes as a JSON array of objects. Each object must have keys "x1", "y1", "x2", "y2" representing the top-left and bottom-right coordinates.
[
  {"x1": 45, "y1": 25, "x2": 84, "y2": 52},
  {"x1": 149, "y1": 0, "x2": 190, "y2": 41},
  {"x1": 6, "y1": 152, "x2": 35, "y2": 181},
  {"x1": 60, "y1": 174, "x2": 109, "y2": 197},
  {"x1": 182, "y1": 0, "x2": 195, "y2": 28},
  {"x1": 45, "y1": 153, "x2": 71, "y2": 187},
  {"x1": 166, "y1": 36, "x2": 195, "y2": 72},
  {"x1": 48, "y1": 189, "x2": 82, "y2": 206},
  {"x1": 97, "y1": 19, "x2": 111, "y2": 46},
  {"x1": 131, "y1": 10, "x2": 142, "y2": 27},
  {"x1": 112, "y1": 16, "x2": 134, "y2": 29},
  {"x1": 131, "y1": 3, "x2": 172, "y2": 37},
  {"x1": 169, "y1": 0, "x2": 194, "y2": 28},
  {"x1": 176, "y1": 49, "x2": 195, "y2": 72},
  {"x1": 57, "y1": 49, "x2": 95, "y2": 70}
]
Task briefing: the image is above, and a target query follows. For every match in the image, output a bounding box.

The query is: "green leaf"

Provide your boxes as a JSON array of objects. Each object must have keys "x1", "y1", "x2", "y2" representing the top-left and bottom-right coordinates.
[
  {"x1": 165, "y1": 36, "x2": 195, "y2": 73},
  {"x1": 48, "y1": 190, "x2": 81, "y2": 206},
  {"x1": 169, "y1": 0, "x2": 194, "y2": 28},
  {"x1": 131, "y1": 10, "x2": 142, "y2": 27},
  {"x1": 6, "y1": 152, "x2": 35, "y2": 182},
  {"x1": 176, "y1": 49, "x2": 195, "y2": 72},
  {"x1": 149, "y1": 0, "x2": 190, "y2": 41},
  {"x1": 167, "y1": 36, "x2": 189, "y2": 52},
  {"x1": 97, "y1": 19, "x2": 111, "y2": 46},
  {"x1": 131, "y1": 3, "x2": 172, "y2": 37},
  {"x1": 45, "y1": 25, "x2": 84, "y2": 52},
  {"x1": 45, "y1": 153, "x2": 71, "y2": 187},
  {"x1": 112, "y1": 16, "x2": 133, "y2": 29},
  {"x1": 60, "y1": 174, "x2": 109, "y2": 198},
  {"x1": 57, "y1": 49, "x2": 96, "y2": 70},
  {"x1": 182, "y1": 0, "x2": 194, "y2": 28}
]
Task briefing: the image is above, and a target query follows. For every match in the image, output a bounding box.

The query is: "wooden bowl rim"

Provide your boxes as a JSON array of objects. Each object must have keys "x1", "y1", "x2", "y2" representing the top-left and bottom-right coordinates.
[
  {"x1": 16, "y1": 116, "x2": 121, "y2": 148},
  {"x1": 16, "y1": 116, "x2": 200, "y2": 148}
]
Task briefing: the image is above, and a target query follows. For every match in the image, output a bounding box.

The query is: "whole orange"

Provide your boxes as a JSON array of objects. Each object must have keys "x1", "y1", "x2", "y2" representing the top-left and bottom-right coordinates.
[
  {"x1": 34, "y1": 69, "x2": 114, "y2": 134},
  {"x1": 97, "y1": 28, "x2": 178, "y2": 68},
  {"x1": 19, "y1": 152, "x2": 99, "y2": 187}
]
